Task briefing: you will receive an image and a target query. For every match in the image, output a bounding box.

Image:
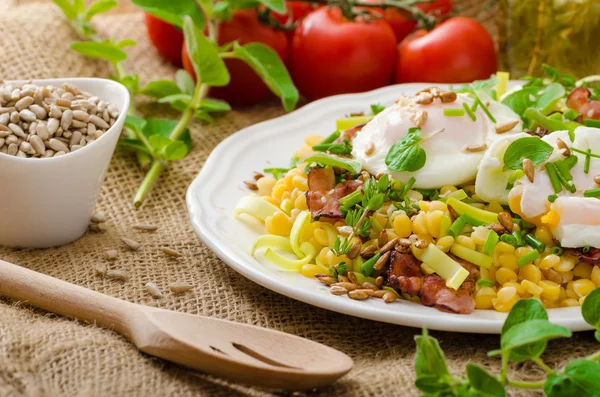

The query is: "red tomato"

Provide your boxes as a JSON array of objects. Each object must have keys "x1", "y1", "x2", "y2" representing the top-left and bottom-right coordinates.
[
  {"x1": 144, "y1": 13, "x2": 184, "y2": 67},
  {"x1": 182, "y1": 9, "x2": 289, "y2": 107},
  {"x1": 289, "y1": 7, "x2": 396, "y2": 101},
  {"x1": 363, "y1": 0, "x2": 452, "y2": 43},
  {"x1": 395, "y1": 17, "x2": 497, "y2": 84},
  {"x1": 270, "y1": 1, "x2": 316, "y2": 25}
]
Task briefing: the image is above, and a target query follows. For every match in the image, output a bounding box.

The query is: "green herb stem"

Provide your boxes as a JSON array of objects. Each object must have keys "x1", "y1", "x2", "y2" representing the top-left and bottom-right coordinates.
[
  {"x1": 533, "y1": 357, "x2": 554, "y2": 374},
  {"x1": 545, "y1": 163, "x2": 563, "y2": 194},
  {"x1": 463, "y1": 102, "x2": 476, "y2": 121},
  {"x1": 500, "y1": 353, "x2": 508, "y2": 384},
  {"x1": 133, "y1": 160, "x2": 164, "y2": 208},
  {"x1": 589, "y1": 350, "x2": 600, "y2": 362},
  {"x1": 320, "y1": 130, "x2": 341, "y2": 145},
  {"x1": 584, "y1": 188, "x2": 600, "y2": 198},
  {"x1": 443, "y1": 108, "x2": 465, "y2": 117},
  {"x1": 507, "y1": 379, "x2": 545, "y2": 389},
  {"x1": 571, "y1": 147, "x2": 600, "y2": 159},
  {"x1": 517, "y1": 249, "x2": 540, "y2": 267}
]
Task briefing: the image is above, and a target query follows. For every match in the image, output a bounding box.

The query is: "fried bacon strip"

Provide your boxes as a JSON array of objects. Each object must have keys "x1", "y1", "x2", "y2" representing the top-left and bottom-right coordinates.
[
  {"x1": 385, "y1": 251, "x2": 477, "y2": 314},
  {"x1": 334, "y1": 123, "x2": 366, "y2": 144},
  {"x1": 569, "y1": 247, "x2": 600, "y2": 265},
  {"x1": 306, "y1": 167, "x2": 362, "y2": 220},
  {"x1": 566, "y1": 87, "x2": 600, "y2": 121}
]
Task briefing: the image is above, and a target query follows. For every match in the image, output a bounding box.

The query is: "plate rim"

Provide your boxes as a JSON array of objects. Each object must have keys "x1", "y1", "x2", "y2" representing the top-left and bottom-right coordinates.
[{"x1": 186, "y1": 83, "x2": 593, "y2": 334}]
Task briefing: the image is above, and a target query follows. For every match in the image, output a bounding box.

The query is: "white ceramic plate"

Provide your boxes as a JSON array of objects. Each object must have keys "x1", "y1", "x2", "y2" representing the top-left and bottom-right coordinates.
[{"x1": 187, "y1": 83, "x2": 592, "y2": 334}]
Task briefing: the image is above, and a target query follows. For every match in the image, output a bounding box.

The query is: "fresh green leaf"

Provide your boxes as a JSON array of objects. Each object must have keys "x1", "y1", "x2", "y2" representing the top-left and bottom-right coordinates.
[
  {"x1": 194, "y1": 109, "x2": 216, "y2": 123},
  {"x1": 231, "y1": 42, "x2": 298, "y2": 112},
  {"x1": 157, "y1": 93, "x2": 192, "y2": 106},
  {"x1": 414, "y1": 328, "x2": 452, "y2": 379},
  {"x1": 371, "y1": 103, "x2": 386, "y2": 115},
  {"x1": 132, "y1": 0, "x2": 204, "y2": 29},
  {"x1": 183, "y1": 16, "x2": 230, "y2": 87},
  {"x1": 124, "y1": 116, "x2": 147, "y2": 133},
  {"x1": 256, "y1": 0, "x2": 286, "y2": 13},
  {"x1": 415, "y1": 375, "x2": 453, "y2": 394},
  {"x1": 499, "y1": 300, "x2": 550, "y2": 362},
  {"x1": 455, "y1": 76, "x2": 498, "y2": 97},
  {"x1": 119, "y1": 74, "x2": 140, "y2": 95},
  {"x1": 544, "y1": 360, "x2": 600, "y2": 397},
  {"x1": 466, "y1": 363, "x2": 506, "y2": 397},
  {"x1": 228, "y1": 0, "x2": 262, "y2": 10},
  {"x1": 140, "y1": 80, "x2": 182, "y2": 98},
  {"x1": 385, "y1": 127, "x2": 426, "y2": 172},
  {"x1": 148, "y1": 135, "x2": 172, "y2": 150},
  {"x1": 542, "y1": 64, "x2": 577, "y2": 91},
  {"x1": 71, "y1": 41, "x2": 127, "y2": 63},
  {"x1": 163, "y1": 140, "x2": 188, "y2": 160},
  {"x1": 198, "y1": 98, "x2": 232, "y2": 112},
  {"x1": 299, "y1": 153, "x2": 361, "y2": 175},
  {"x1": 582, "y1": 288, "x2": 600, "y2": 330},
  {"x1": 501, "y1": 87, "x2": 540, "y2": 117},
  {"x1": 537, "y1": 83, "x2": 565, "y2": 114},
  {"x1": 52, "y1": 0, "x2": 77, "y2": 20},
  {"x1": 499, "y1": 319, "x2": 571, "y2": 356},
  {"x1": 213, "y1": 1, "x2": 232, "y2": 20},
  {"x1": 175, "y1": 69, "x2": 195, "y2": 96},
  {"x1": 73, "y1": 0, "x2": 85, "y2": 13},
  {"x1": 125, "y1": 115, "x2": 192, "y2": 151},
  {"x1": 502, "y1": 137, "x2": 554, "y2": 171},
  {"x1": 85, "y1": 0, "x2": 117, "y2": 20},
  {"x1": 116, "y1": 39, "x2": 137, "y2": 48}
]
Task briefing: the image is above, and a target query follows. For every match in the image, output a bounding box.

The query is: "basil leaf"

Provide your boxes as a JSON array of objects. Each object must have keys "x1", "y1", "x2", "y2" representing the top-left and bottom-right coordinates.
[
  {"x1": 455, "y1": 76, "x2": 498, "y2": 98},
  {"x1": 183, "y1": 16, "x2": 230, "y2": 87},
  {"x1": 194, "y1": 109, "x2": 216, "y2": 123},
  {"x1": 85, "y1": 0, "x2": 118, "y2": 21},
  {"x1": 537, "y1": 83, "x2": 565, "y2": 114},
  {"x1": 148, "y1": 135, "x2": 172, "y2": 150},
  {"x1": 499, "y1": 299, "x2": 549, "y2": 362},
  {"x1": 414, "y1": 375, "x2": 452, "y2": 393},
  {"x1": 198, "y1": 98, "x2": 231, "y2": 112},
  {"x1": 163, "y1": 140, "x2": 188, "y2": 161},
  {"x1": 140, "y1": 80, "x2": 182, "y2": 98},
  {"x1": 502, "y1": 137, "x2": 554, "y2": 171},
  {"x1": 132, "y1": 0, "x2": 204, "y2": 29},
  {"x1": 371, "y1": 103, "x2": 386, "y2": 115},
  {"x1": 499, "y1": 319, "x2": 571, "y2": 355},
  {"x1": 176, "y1": 69, "x2": 195, "y2": 96},
  {"x1": 231, "y1": 42, "x2": 298, "y2": 112},
  {"x1": 256, "y1": 0, "x2": 285, "y2": 13},
  {"x1": 126, "y1": 115, "x2": 192, "y2": 151},
  {"x1": 157, "y1": 93, "x2": 192, "y2": 106},
  {"x1": 582, "y1": 288, "x2": 600, "y2": 330},
  {"x1": 385, "y1": 127, "x2": 426, "y2": 172},
  {"x1": 414, "y1": 329, "x2": 452, "y2": 379},
  {"x1": 466, "y1": 363, "x2": 506, "y2": 397},
  {"x1": 501, "y1": 87, "x2": 540, "y2": 117},
  {"x1": 52, "y1": 0, "x2": 77, "y2": 20},
  {"x1": 71, "y1": 41, "x2": 127, "y2": 63},
  {"x1": 544, "y1": 360, "x2": 600, "y2": 397}
]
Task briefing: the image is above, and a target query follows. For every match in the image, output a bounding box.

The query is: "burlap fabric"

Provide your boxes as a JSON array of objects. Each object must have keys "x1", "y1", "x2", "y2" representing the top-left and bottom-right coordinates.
[{"x1": 0, "y1": 2, "x2": 597, "y2": 396}]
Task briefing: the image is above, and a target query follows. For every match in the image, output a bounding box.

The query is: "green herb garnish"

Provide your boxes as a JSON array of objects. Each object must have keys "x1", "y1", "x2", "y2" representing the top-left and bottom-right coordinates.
[
  {"x1": 584, "y1": 188, "x2": 600, "y2": 198},
  {"x1": 385, "y1": 127, "x2": 427, "y2": 172},
  {"x1": 477, "y1": 279, "x2": 495, "y2": 288},
  {"x1": 503, "y1": 137, "x2": 554, "y2": 171},
  {"x1": 370, "y1": 103, "x2": 386, "y2": 115},
  {"x1": 517, "y1": 249, "x2": 540, "y2": 267},
  {"x1": 463, "y1": 102, "x2": 476, "y2": 121},
  {"x1": 444, "y1": 108, "x2": 466, "y2": 117}
]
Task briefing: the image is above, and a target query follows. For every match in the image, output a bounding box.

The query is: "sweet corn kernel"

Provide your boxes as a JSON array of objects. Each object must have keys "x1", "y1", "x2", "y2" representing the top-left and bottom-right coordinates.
[
  {"x1": 300, "y1": 264, "x2": 325, "y2": 278},
  {"x1": 559, "y1": 286, "x2": 567, "y2": 302},
  {"x1": 272, "y1": 182, "x2": 290, "y2": 201},
  {"x1": 504, "y1": 281, "x2": 526, "y2": 296},
  {"x1": 554, "y1": 257, "x2": 576, "y2": 272},
  {"x1": 566, "y1": 281, "x2": 578, "y2": 299},
  {"x1": 314, "y1": 228, "x2": 329, "y2": 247},
  {"x1": 470, "y1": 226, "x2": 489, "y2": 246},
  {"x1": 293, "y1": 145, "x2": 313, "y2": 159},
  {"x1": 281, "y1": 191, "x2": 291, "y2": 201},
  {"x1": 440, "y1": 185, "x2": 458, "y2": 195},
  {"x1": 558, "y1": 270, "x2": 574, "y2": 284},
  {"x1": 519, "y1": 264, "x2": 542, "y2": 284},
  {"x1": 265, "y1": 211, "x2": 293, "y2": 236},
  {"x1": 560, "y1": 298, "x2": 580, "y2": 307},
  {"x1": 304, "y1": 134, "x2": 324, "y2": 147},
  {"x1": 429, "y1": 200, "x2": 448, "y2": 212},
  {"x1": 572, "y1": 279, "x2": 596, "y2": 298},
  {"x1": 456, "y1": 235, "x2": 476, "y2": 250},
  {"x1": 540, "y1": 254, "x2": 560, "y2": 269},
  {"x1": 411, "y1": 245, "x2": 426, "y2": 261},
  {"x1": 436, "y1": 236, "x2": 455, "y2": 253},
  {"x1": 412, "y1": 212, "x2": 428, "y2": 235},
  {"x1": 317, "y1": 247, "x2": 330, "y2": 266},
  {"x1": 493, "y1": 286, "x2": 519, "y2": 312},
  {"x1": 579, "y1": 296, "x2": 587, "y2": 306},
  {"x1": 573, "y1": 262, "x2": 593, "y2": 279},
  {"x1": 280, "y1": 198, "x2": 293, "y2": 215},
  {"x1": 497, "y1": 253, "x2": 518, "y2": 270},
  {"x1": 405, "y1": 190, "x2": 423, "y2": 202},
  {"x1": 426, "y1": 210, "x2": 444, "y2": 238},
  {"x1": 521, "y1": 279, "x2": 543, "y2": 296},
  {"x1": 257, "y1": 177, "x2": 277, "y2": 197},
  {"x1": 540, "y1": 280, "x2": 561, "y2": 301},
  {"x1": 534, "y1": 226, "x2": 554, "y2": 246},
  {"x1": 542, "y1": 299, "x2": 560, "y2": 309},
  {"x1": 480, "y1": 267, "x2": 491, "y2": 281},
  {"x1": 393, "y1": 213, "x2": 413, "y2": 238},
  {"x1": 418, "y1": 200, "x2": 430, "y2": 212},
  {"x1": 496, "y1": 267, "x2": 518, "y2": 285},
  {"x1": 294, "y1": 194, "x2": 308, "y2": 210},
  {"x1": 486, "y1": 201, "x2": 504, "y2": 213},
  {"x1": 495, "y1": 242, "x2": 515, "y2": 254},
  {"x1": 515, "y1": 246, "x2": 532, "y2": 259},
  {"x1": 592, "y1": 266, "x2": 600, "y2": 286},
  {"x1": 262, "y1": 195, "x2": 279, "y2": 206},
  {"x1": 475, "y1": 287, "x2": 496, "y2": 310}
]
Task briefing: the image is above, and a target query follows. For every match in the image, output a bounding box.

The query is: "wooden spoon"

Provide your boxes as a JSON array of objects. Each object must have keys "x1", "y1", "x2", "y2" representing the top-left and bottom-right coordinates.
[{"x1": 0, "y1": 260, "x2": 353, "y2": 390}]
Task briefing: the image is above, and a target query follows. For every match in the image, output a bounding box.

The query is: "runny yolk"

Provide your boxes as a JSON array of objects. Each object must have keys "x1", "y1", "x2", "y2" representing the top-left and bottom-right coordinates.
[{"x1": 508, "y1": 193, "x2": 546, "y2": 227}]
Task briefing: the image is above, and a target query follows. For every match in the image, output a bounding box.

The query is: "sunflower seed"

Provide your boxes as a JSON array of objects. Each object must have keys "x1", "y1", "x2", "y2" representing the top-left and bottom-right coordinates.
[
  {"x1": 348, "y1": 289, "x2": 371, "y2": 300},
  {"x1": 365, "y1": 141, "x2": 375, "y2": 156},
  {"x1": 464, "y1": 144, "x2": 488, "y2": 153},
  {"x1": 15, "y1": 96, "x2": 33, "y2": 111},
  {"x1": 440, "y1": 91, "x2": 457, "y2": 103},
  {"x1": 48, "y1": 138, "x2": 69, "y2": 152},
  {"x1": 415, "y1": 92, "x2": 434, "y2": 104},
  {"x1": 347, "y1": 241, "x2": 361, "y2": 260},
  {"x1": 161, "y1": 247, "x2": 183, "y2": 257},
  {"x1": 556, "y1": 137, "x2": 571, "y2": 156},
  {"x1": 595, "y1": 175, "x2": 600, "y2": 185},
  {"x1": 106, "y1": 269, "x2": 130, "y2": 281},
  {"x1": 169, "y1": 282, "x2": 193, "y2": 294},
  {"x1": 89, "y1": 114, "x2": 110, "y2": 129},
  {"x1": 498, "y1": 212, "x2": 514, "y2": 233},
  {"x1": 145, "y1": 282, "x2": 163, "y2": 298},
  {"x1": 495, "y1": 119, "x2": 519, "y2": 134},
  {"x1": 383, "y1": 291, "x2": 398, "y2": 303},
  {"x1": 523, "y1": 158, "x2": 535, "y2": 182},
  {"x1": 330, "y1": 286, "x2": 348, "y2": 295},
  {"x1": 105, "y1": 249, "x2": 118, "y2": 260},
  {"x1": 378, "y1": 229, "x2": 388, "y2": 247},
  {"x1": 331, "y1": 282, "x2": 357, "y2": 291},
  {"x1": 315, "y1": 274, "x2": 337, "y2": 285},
  {"x1": 380, "y1": 238, "x2": 399, "y2": 254},
  {"x1": 120, "y1": 237, "x2": 140, "y2": 251},
  {"x1": 132, "y1": 223, "x2": 159, "y2": 231},
  {"x1": 373, "y1": 251, "x2": 391, "y2": 270}
]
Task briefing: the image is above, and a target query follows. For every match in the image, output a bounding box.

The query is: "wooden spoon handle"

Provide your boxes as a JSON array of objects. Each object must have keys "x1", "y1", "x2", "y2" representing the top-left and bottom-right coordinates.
[{"x1": 0, "y1": 260, "x2": 135, "y2": 336}]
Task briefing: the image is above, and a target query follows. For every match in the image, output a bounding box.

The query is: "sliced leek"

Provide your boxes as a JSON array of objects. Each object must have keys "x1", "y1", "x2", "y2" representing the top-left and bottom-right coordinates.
[
  {"x1": 264, "y1": 242, "x2": 317, "y2": 271},
  {"x1": 421, "y1": 244, "x2": 470, "y2": 290},
  {"x1": 450, "y1": 243, "x2": 493, "y2": 269},
  {"x1": 290, "y1": 210, "x2": 311, "y2": 258},
  {"x1": 251, "y1": 235, "x2": 292, "y2": 256},
  {"x1": 336, "y1": 115, "x2": 373, "y2": 131},
  {"x1": 234, "y1": 196, "x2": 280, "y2": 221},
  {"x1": 446, "y1": 197, "x2": 499, "y2": 225}
]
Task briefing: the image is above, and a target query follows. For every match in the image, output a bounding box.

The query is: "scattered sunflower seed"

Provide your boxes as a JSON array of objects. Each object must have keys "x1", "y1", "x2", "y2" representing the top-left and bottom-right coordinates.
[
  {"x1": 365, "y1": 141, "x2": 375, "y2": 156},
  {"x1": 315, "y1": 274, "x2": 337, "y2": 286},
  {"x1": 595, "y1": 174, "x2": 600, "y2": 185},
  {"x1": 522, "y1": 158, "x2": 535, "y2": 183},
  {"x1": 331, "y1": 282, "x2": 357, "y2": 291},
  {"x1": 498, "y1": 212, "x2": 514, "y2": 233},
  {"x1": 495, "y1": 120, "x2": 520, "y2": 134},
  {"x1": 440, "y1": 91, "x2": 457, "y2": 103},
  {"x1": 362, "y1": 282, "x2": 380, "y2": 291},
  {"x1": 95, "y1": 264, "x2": 106, "y2": 276},
  {"x1": 120, "y1": 237, "x2": 140, "y2": 251},
  {"x1": 372, "y1": 290, "x2": 387, "y2": 298},
  {"x1": 379, "y1": 238, "x2": 399, "y2": 254},
  {"x1": 132, "y1": 223, "x2": 159, "y2": 232},
  {"x1": 106, "y1": 269, "x2": 130, "y2": 281},
  {"x1": 374, "y1": 251, "x2": 391, "y2": 270},
  {"x1": 383, "y1": 291, "x2": 398, "y2": 303},
  {"x1": 464, "y1": 144, "x2": 488, "y2": 153},
  {"x1": 161, "y1": 247, "x2": 183, "y2": 257},
  {"x1": 330, "y1": 286, "x2": 348, "y2": 295},
  {"x1": 145, "y1": 282, "x2": 163, "y2": 298},
  {"x1": 556, "y1": 137, "x2": 571, "y2": 156},
  {"x1": 169, "y1": 281, "x2": 193, "y2": 294},
  {"x1": 105, "y1": 249, "x2": 118, "y2": 260},
  {"x1": 244, "y1": 180, "x2": 258, "y2": 190},
  {"x1": 378, "y1": 229, "x2": 388, "y2": 247},
  {"x1": 348, "y1": 289, "x2": 371, "y2": 300},
  {"x1": 91, "y1": 212, "x2": 106, "y2": 223}
]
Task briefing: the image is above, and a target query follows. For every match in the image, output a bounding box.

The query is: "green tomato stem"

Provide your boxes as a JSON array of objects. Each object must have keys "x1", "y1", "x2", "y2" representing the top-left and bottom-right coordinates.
[{"x1": 507, "y1": 379, "x2": 545, "y2": 389}]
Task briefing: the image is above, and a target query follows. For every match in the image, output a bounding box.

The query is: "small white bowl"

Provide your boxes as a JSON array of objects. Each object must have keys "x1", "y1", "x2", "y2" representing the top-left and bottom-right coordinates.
[{"x1": 0, "y1": 78, "x2": 130, "y2": 248}]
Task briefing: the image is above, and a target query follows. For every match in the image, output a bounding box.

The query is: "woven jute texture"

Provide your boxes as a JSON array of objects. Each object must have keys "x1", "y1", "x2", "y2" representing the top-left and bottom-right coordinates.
[{"x1": 0, "y1": 2, "x2": 597, "y2": 397}]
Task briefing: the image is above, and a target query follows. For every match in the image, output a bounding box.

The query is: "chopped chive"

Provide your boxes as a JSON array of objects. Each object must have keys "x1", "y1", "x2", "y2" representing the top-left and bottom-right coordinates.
[
  {"x1": 584, "y1": 188, "x2": 600, "y2": 198},
  {"x1": 400, "y1": 177, "x2": 416, "y2": 199},
  {"x1": 483, "y1": 230, "x2": 499, "y2": 256},
  {"x1": 505, "y1": 182, "x2": 514, "y2": 190},
  {"x1": 571, "y1": 147, "x2": 600, "y2": 159},
  {"x1": 553, "y1": 161, "x2": 577, "y2": 193},
  {"x1": 548, "y1": 113, "x2": 563, "y2": 121},
  {"x1": 448, "y1": 216, "x2": 467, "y2": 237},
  {"x1": 563, "y1": 155, "x2": 578, "y2": 169},
  {"x1": 472, "y1": 93, "x2": 497, "y2": 123},
  {"x1": 339, "y1": 189, "x2": 364, "y2": 211},
  {"x1": 583, "y1": 245, "x2": 591, "y2": 253},
  {"x1": 584, "y1": 119, "x2": 600, "y2": 128},
  {"x1": 585, "y1": 149, "x2": 592, "y2": 174},
  {"x1": 290, "y1": 157, "x2": 298, "y2": 168},
  {"x1": 545, "y1": 163, "x2": 563, "y2": 193},
  {"x1": 361, "y1": 253, "x2": 381, "y2": 277},
  {"x1": 319, "y1": 130, "x2": 341, "y2": 145},
  {"x1": 563, "y1": 108, "x2": 580, "y2": 121},
  {"x1": 551, "y1": 246, "x2": 564, "y2": 256},
  {"x1": 509, "y1": 170, "x2": 525, "y2": 184},
  {"x1": 463, "y1": 102, "x2": 476, "y2": 121},
  {"x1": 264, "y1": 167, "x2": 290, "y2": 179},
  {"x1": 513, "y1": 230, "x2": 524, "y2": 247},
  {"x1": 555, "y1": 160, "x2": 573, "y2": 181},
  {"x1": 500, "y1": 234, "x2": 516, "y2": 245},
  {"x1": 517, "y1": 250, "x2": 540, "y2": 267},
  {"x1": 312, "y1": 143, "x2": 332, "y2": 151},
  {"x1": 548, "y1": 194, "x2": 558, "y2": 203},
  {"x1": 477, "y1": 279, "x2": 495, "y2": 288},
  {"x1": 524, "y1": 234, "x2": 545, "y2": 253},
  {"x1": 461, "y1": 213, "x2": 486, "y2": 226},
  {"x1": 444, "y1": 108, "x2": 466, "y2": 117}
]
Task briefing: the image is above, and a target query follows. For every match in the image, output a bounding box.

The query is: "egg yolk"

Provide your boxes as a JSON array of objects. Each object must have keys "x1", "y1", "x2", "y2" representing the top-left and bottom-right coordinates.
[{"x1": 508, "y1": 193, "x2": 547, "y2": 227}]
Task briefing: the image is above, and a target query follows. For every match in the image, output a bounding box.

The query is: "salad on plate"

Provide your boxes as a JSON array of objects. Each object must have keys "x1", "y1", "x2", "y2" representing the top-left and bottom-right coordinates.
[{"x1": 234, "y1": 66, "x2": 600, "y2": 315}]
